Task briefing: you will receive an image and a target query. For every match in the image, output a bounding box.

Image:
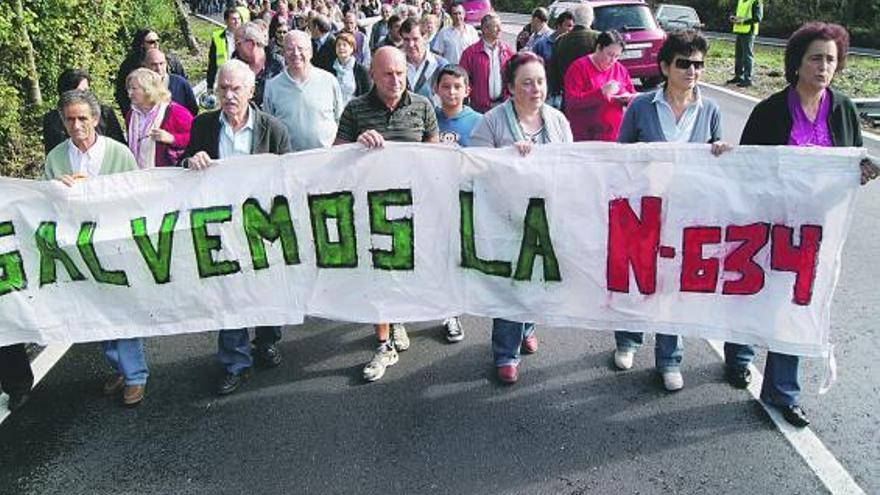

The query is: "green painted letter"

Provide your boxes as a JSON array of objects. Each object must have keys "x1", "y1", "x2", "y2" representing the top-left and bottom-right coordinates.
[
  {"x1": 190, "y1": 206, "x2": 241, "y2": 278},
  {"x1": 131, "y1": 211, "x2": 179, "y2": 284},
  {"x1": 513, "y1": 198, "x2": 561, "y2": 282},
  {"x1": 77, "y1": 222, "x2": 129, "y2": 286},
  {"x1": 459, "y1": 191, "x2": 512, "y2": 277},
  {"x1": 308, "y1": 192, "x2": 358, "y2": 268},
  {"x1": 242, "y1": 196, "x2": 300, "y2": 270},
  {"x1": 35, "y1": 222, "x2": 86, "y2": 286},
  {"x1": 368, "y1": 189, "x2": 414, "y2": 270},
  {"x1": 0, "y1": 221, "x2": 27, "y2": 296}
]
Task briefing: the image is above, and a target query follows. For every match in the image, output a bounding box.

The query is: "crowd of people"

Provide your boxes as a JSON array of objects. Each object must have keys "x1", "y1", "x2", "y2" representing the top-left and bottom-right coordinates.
[{"x1": 1, "y1": 1, "x2": 878, "y2": 433}]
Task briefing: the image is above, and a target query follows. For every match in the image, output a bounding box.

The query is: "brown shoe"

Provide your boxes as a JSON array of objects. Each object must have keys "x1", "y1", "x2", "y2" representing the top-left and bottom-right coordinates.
[
  {"x1": 102, "y1": 374, "x2": 125, "y2": 395},
  {"x1": 122, "y1": 385, "x2": 145, "y2": 407}
]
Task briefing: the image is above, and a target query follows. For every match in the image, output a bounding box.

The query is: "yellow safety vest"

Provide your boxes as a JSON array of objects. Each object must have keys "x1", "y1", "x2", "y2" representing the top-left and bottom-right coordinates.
[
  {"x1": 212, "y1": 29, "x2": 229, "y2": 67},
  {"x1": 732, "y1": 0, "x2": 759, "y2": 35}
]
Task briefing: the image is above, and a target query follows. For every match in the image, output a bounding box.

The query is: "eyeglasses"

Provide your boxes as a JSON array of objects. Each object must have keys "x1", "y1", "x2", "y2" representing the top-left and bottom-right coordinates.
[
  {"x1": 144, "y1": 38, "x2": 159, "y2": 46},
  {"x1": 673, "y1": 58, "x2": 705, "y2": 70}
]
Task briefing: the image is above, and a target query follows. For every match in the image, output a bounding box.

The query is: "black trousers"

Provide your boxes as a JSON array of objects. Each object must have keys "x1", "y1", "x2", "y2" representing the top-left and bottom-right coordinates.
[{"x1": 0, "y1": 344, "x2": 34, "y2": 395}]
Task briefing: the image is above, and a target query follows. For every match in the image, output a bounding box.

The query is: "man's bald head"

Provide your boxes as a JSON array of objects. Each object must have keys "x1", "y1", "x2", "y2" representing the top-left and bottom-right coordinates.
[
  {"x1": 372, "y1": 46, "x2": 407, "y2": 73},
  {"x1": 370, "y1": 47, "x2": 407, "y2": 106}
]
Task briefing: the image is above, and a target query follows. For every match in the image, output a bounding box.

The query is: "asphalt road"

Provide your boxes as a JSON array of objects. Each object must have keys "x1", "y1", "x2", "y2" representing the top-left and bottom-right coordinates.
[{"x1": 1, "y1": 14, "x2": 878, "y2": 495}]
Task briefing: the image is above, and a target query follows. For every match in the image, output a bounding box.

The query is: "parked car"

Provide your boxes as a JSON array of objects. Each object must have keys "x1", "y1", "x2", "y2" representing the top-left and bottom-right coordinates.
[
  {"x1": 549, "y1": 0, "x2": 666, "y2": 87},
  {"x1": 444, "y1": 0, "x2": 493, "y2": 27},
  {"x1": 654, "y1": 3, "x2": 703, "y2": 31}
]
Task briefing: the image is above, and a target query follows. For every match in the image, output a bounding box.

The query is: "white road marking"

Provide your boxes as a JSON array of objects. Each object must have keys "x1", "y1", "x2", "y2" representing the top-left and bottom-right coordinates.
[
  {"x1": 706, "y1": 340, "x2": 865, "y2": 495},
  {"x1": 0, "y1": 343, "x2": 71, "y2": 425}
]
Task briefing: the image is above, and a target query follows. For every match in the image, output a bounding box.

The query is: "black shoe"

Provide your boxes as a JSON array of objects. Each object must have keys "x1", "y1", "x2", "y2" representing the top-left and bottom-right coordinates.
[
  {"x1": 253, "y1": 344, "x2": 282, "y2": 368},
  {"x1": 6, "y1": 392, "x2": 30, "y2": 412},
  {"x1": 726, "y1": 77, "x2": 743, "y2": 84},
  {"x1": 725, "y1": 367, "x2": 751, "y2": 389},
  {"x1": 737, "y1": 80, "x2": 753, "y2": 87},
  {"x1": 217, "y1": 369, "x2": 250, "y2": 395},
  {"x1": 780, "y1": 405, "x2": 810, "y2": 428}
]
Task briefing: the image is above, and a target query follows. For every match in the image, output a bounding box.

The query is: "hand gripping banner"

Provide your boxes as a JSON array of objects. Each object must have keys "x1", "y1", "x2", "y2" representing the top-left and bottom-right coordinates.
[{"x1": 0, "y1": 142, "x2": 863, "y2": 357}]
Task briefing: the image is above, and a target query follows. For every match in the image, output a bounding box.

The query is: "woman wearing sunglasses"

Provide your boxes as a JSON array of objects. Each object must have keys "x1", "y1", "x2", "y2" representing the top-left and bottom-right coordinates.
[{"x1": 614, "y1": 29, "x2": 731, "y2": 392}]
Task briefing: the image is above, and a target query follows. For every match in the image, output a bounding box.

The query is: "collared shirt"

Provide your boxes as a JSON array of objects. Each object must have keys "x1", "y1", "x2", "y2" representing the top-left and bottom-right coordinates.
[
  {"x1": 263, "y1": 67, "x2": 344, "y2": 151},
  {"x1": 653, "y1": 87, "x2": 703, "y2": 143},
  {"x1": 218, "y1": 108, "x2": 255, "y2": 158},
  {"x1": 484, "y1": 41, "x2": 502, "y2": 101},
  {"x1": 525, "y1": 25, "x2": 553, "y2": 50},
  {"x1": 787, "y1": 87, "x2": 832, "y2": 147},
  {"x1": 336, "y1": 89, "x2": 439, "y2": 143},
  {"x1": 531, "y1": 33, "x2": 558, "y2": 65},
  {"x1": 314, "y1": 32, "x2": 332, "y2": 52},
  {"x1": 432, "y1": 24, "x2": 479, "y2": 64},
  {"x1": 225, "y1": 31, "x2": 236, "y2": 59},
  {"x1": 407, "y1": 51, "x2": 446, "y2": 102},
  {"x1": 67, "y1": 135, "x2": 107, "y2": 177}
]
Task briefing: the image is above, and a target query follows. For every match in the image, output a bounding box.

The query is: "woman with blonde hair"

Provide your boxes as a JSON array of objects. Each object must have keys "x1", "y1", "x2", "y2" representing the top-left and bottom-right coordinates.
[{"x1": 125, "y1": 67, "x2": 193, "y2": 168}]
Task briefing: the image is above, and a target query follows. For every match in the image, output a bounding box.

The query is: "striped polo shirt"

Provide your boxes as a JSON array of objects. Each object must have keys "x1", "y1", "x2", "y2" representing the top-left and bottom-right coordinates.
[{"x1": 336, "y1": 89, "x2": 439, "y2": 143}]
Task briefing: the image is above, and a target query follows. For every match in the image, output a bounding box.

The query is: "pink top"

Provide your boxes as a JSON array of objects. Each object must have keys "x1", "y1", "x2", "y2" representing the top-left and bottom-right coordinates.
[
  {"x1": 563, "y1": 55, "x2": 635, "y2": 142},
  {"x1": 458, "y1": 40, "x2": 515, "y2": 114},
  {"x1": 125, "y1": 102, "x2": 193, "y2": 167},
  {"x1": 787, "y1": 87, "x2": 833, "y2": 147}
]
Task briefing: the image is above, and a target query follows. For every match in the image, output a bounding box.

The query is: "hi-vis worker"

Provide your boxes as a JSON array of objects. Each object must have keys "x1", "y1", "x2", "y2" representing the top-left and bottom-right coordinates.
[
  {"x1": 726, "y1": 0, "x2": 763, "y2": 88},
  {"x1": 206, "y1": 8, "x2": 243, "y2": 97}
]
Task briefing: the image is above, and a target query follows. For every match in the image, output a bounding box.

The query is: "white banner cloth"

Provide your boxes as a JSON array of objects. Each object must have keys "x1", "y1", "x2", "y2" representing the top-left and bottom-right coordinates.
[{"x1": 0, "y1": 143, "x2": 863, "y2": 357}]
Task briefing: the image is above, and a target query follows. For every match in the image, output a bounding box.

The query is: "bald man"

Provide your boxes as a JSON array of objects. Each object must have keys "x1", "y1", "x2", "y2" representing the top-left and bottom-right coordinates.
[
  {"x1": 142, "y1": 48, "x2": 199, "y2": 116},
  {"x1": 334, "y1": 46, "x2": 439, "y2": 382},
  {"x1": 263, "y1": 31, "x2": 343, "y2": 151}
]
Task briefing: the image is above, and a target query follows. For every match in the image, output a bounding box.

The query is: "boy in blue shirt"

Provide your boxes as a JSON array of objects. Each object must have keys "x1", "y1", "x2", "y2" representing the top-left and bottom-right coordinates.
[
  {"x1": 434, "y1": 65, "x2": 482, "y2": 148},
  {"x1": 432, "y1": 64, "x2": 481, "y2": 342}
]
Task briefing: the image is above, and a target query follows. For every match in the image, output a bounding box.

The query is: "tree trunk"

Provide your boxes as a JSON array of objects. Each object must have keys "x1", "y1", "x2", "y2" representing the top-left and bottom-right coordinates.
[
  {"x1": 174, "y1": 0, "x2": 201, "y2": 55},
  {"x1": 14, "y1": 0, "x2": 42, "y2": 106}
]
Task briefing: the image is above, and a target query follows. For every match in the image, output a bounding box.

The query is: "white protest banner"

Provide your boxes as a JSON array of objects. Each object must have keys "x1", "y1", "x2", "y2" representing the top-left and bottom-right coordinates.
[{"x1": 0, "y1": 143, "x2": 863, "y2": 357}]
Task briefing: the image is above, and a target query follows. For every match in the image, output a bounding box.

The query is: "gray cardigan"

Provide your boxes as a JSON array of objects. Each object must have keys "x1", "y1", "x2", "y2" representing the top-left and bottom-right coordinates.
[
  {"x1": 617, "y1": 89, "x2": 722, "y2": 144},
  {"x1": 469, "y1": 103, "x2": 573, "y2": 148}
]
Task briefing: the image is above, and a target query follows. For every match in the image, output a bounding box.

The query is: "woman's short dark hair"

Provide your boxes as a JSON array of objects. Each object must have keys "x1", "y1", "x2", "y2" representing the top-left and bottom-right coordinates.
[
  {"x1": 657, "y1": 29, "x2": 708, "y2": 75},
  {"x1": 433, "y1": 63, "x2": 470, "y2": 88},
  {"x1": 596, "y1": 30, "x2": 625, "y2": 50},
  {"x1": 503, "y1": 51, "x2": 544, "y2": 88},
  {"x1": 57, "y1": 68, "x2": 91, "y2": 96},
  {"x1": 784, "y1": 22, "x2": 849, "y2": 85}
]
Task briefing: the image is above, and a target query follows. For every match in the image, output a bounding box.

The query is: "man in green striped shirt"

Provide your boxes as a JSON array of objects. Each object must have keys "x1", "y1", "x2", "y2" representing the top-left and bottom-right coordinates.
[{"x1": 334, "y1": 46, "x2": 439, "y2": 382}]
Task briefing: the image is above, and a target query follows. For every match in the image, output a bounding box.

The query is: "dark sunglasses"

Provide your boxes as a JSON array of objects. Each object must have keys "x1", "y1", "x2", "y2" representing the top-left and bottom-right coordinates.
[{"x1": 673, "y1": 58, "x2": 705, "y2": 70}]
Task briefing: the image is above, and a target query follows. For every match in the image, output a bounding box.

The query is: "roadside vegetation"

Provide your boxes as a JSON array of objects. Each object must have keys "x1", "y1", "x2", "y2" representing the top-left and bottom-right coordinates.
[
  {"x1": 703, "y1": 38, "x2": 880, "y2": 100},
  {"x1": 0, "y1": 1, "x2": 215, "y2": 179}
]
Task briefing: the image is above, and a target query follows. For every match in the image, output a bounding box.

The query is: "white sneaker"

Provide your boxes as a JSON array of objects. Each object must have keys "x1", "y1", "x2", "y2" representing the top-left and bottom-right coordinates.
[
  {"x1": 614, "y1": 350, "x2": 634, "y2": 370},
  {"x1": 363, "y1": 342, "x2": 399, "y2": 382},
  {"x1": 444, "y1": 317, "x2": 464, "y2": 343},
  {"x1": 391, "y1": 323, "x2": 410, "y2": 352},
  {"x1": 662, "y1": 371, "x2": 684, "y2": 391}
]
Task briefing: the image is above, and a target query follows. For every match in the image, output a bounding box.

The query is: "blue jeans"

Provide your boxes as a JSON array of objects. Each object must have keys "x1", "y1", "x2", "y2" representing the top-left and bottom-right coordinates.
[
  {"x1": 614, "y1": 331, "x2": 683, "y2": 373},
  {"x1": 102, "y1": 338, "x2": 149, "y2": 386},
  {"x1": 491, "y1": 319, "x2": 535, "y2": 366},
  {"x1": 218, "y1": 326, "x2": 282, "y2": 375},
  {"x1": 725, "y1": 343, "x2": 800, "y2": 407}
]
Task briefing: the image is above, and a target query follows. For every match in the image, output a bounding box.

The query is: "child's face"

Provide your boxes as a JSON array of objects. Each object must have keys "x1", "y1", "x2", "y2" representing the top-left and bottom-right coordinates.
[{"x1": 436, "y1": 74, "x2": 470, "y2": 109}]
